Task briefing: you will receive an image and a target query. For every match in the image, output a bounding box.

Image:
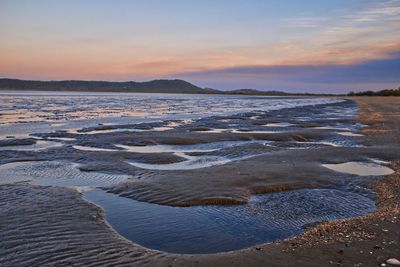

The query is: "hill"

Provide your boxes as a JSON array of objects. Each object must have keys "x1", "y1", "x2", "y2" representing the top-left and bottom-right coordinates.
[
  {"x1": 1, "y1": 78, "x2": 366, "y2": 96},
  {"x1": 0, "y1": 78, "x2": 215, "y2": 94}
]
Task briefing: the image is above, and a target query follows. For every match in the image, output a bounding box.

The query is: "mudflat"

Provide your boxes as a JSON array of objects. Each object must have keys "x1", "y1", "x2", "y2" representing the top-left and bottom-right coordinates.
[{"x1": 1, "y1": 97, "x2": 399, "y2": 266}]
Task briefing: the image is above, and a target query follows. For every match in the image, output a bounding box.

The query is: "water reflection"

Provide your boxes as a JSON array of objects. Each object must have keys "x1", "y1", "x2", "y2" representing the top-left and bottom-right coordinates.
[{"x1": 85, "y1": 188, "x2": 375, "y2": 254}]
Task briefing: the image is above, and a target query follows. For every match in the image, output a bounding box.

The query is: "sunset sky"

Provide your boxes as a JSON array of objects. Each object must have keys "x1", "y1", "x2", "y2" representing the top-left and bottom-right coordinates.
[{"x1": 1, "y1": 0, "x2": 399, "y2": 93}]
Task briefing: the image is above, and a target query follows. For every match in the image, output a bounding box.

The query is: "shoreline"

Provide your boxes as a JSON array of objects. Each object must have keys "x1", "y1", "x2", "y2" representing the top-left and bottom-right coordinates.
[
  {"x1": 177, "y1": 97, "x2": 399, "y2": 266},
  {"x1": 165, "y1": 97, "x2": 399, "y2": 266},
  {"x1": 1, "y1": 97, "x2": 399, "y2": 266}
]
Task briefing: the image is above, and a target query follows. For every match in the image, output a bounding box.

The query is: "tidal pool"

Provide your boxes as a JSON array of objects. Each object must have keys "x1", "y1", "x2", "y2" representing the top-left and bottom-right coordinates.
[
  {"x1": 85, "y1": 188, "x2": 375, "y2": 254},
  {"x1": 323, "y1": 161, "x2": 394, "y2": 176},
  {"x1": 126, "y1": 153, "x2": 233, "y2": 170},
  {"x1": 264, "y1": 122, "x2": 294, "y2": 127},
  {"x1": 337, "y1": 132, "x2": 364, "y2": 137},
  {"x1": 73, "y1": 145, "x2": 119, "y2": 152},
  {"x1": 116, "y1": 140, "x2": 268, "y2": 153}
]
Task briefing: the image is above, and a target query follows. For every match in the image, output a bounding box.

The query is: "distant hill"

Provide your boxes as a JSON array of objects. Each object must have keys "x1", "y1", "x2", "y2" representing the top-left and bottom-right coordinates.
[
  {"x1": 0, "y1": 78, "x2": 215, "y2": 94},
  {"x1": 0, "y1": 78, "x2": 345, "y2": 96}
]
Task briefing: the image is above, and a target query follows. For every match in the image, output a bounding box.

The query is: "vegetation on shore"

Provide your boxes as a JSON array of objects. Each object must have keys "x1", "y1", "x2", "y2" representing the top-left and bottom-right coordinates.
[{"x1": 348, "y1": 88, "x2": 400, "y2": 96}]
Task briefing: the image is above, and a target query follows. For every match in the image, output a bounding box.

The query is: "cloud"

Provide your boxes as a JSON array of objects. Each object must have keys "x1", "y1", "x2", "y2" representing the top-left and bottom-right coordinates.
[
  {"x1": 282, "y1": 17, "x2": 328, "y2": 28},
  {"x1": 176, "y1": 51, "x2": 400, "y2": 93},
  {"x1": 1, "y1": 0, "x2": 399, "y2": 91},
  {"x1": 347, "y1": 0, "x2": 400, "y2": 23},
  {"x1": 283, "y1": 0, "x2": 400, "y2": 56}
]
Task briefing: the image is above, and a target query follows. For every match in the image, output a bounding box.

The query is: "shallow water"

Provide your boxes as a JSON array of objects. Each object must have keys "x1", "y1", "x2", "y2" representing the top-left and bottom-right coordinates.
[
  {"x1": 231, "y1": 129, "x2": 283, "y2": 134},
  {"x1": 122, "y1": 141, "x2": 271, "y2": 170},
  {"x1": 127, "y1": 153, "x2": 233, "y2": 170},
  {"x1": 193, "y1": 128, "x2": 230, "y2": 133},
  {"x1": 0, "y1": 161, "x2": 130, "y2": 186},
  {"x1": 323, "y1": 162, "x2": 394, "y2": 176},
  {"x1": 264, "y1": 122, "x2": 294, "y2": 127},
  {"x1": 85, "y1": 188, "x2": 375, "y2": 254},
  {"x1": 296, "y1": 141, "x2": 342, "y2": 147},
  {"x1": 337, "y1": 132, "x2": 364, "y2": 137},
  {"x1": 0, "y1": 92, "x2": 343, "y2": 124},
  {"x1": 70, "y1": 140, "x2": 273, "y2": 170},
  {"x1": 71, "y1": 140, "x2": 271, "y2": 169},
  {"x1": 73, "y1": 145, "x2": 119, "y2": 152},
  {"x1": 0, "y1": 140, "x2": 63, "y2": 151},
  {"x1": 115, "y1": 140, "x2": 259, "y2": 154},
  {"x1": 47, "y1": 137, "x2": 77, "y2": 141},
  {"x1": 68, "y1": 126, "x2": 175, "y2": 135},
  {"x1": 0, "y1": 93, "x2": 345, "y2": 138}
]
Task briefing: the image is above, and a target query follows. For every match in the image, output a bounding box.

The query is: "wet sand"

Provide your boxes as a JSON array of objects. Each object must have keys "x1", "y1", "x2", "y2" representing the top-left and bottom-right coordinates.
[
  {"x1": 181, "y1": 97, "x2": 399, "y2": 266},
  {"x1": 1, "y1": 97, "x2": 399, "y2": 266}
]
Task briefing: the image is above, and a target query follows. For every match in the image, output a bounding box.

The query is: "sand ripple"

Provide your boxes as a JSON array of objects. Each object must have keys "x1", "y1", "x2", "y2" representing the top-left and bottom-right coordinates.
[
  {"x1": 0, "y1": 184, "x2": 169, "y2": 266},
  {"x1": 0, "y1": 161, "x2": 130, "y2": 187}
]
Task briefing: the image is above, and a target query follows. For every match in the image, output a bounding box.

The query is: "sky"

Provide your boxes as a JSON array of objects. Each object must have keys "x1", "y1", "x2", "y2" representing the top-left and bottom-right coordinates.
[{"x1": 0, "y1": 0, "x2": 399, "y2": 93}]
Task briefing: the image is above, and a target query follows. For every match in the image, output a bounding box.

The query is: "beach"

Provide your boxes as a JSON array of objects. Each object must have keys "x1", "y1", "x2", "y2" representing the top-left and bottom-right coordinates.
[
  {"x1": 3, "y1": 0, "x2": 400, "y2": 265},
  {"x1": 1, "y1": 96, "x2": 399, "y2": 266}
]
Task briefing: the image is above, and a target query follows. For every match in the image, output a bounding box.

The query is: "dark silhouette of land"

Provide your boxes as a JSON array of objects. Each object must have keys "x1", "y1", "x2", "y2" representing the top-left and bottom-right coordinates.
[
  {"x1": 348, "y1": 88, "x2": 400, "y2": 96},
  {"x1": 0, "y1": 78, "x2": 215, "y2": 94},
  {"x1": 0, "y1": 78, "x2": 328, "y2": 96},
  {"x1": 1, "y1": 78, "x2": 398, "y2": 96}
]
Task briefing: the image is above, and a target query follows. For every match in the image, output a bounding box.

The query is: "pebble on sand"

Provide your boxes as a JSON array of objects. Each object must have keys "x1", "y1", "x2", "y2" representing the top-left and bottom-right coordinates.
[{"x1": 387, "y1": 258, "x2": 400, "y2": 266}]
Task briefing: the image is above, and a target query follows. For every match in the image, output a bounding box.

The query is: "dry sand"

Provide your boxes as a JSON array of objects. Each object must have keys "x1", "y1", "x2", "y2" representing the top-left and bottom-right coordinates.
[{"x1": 1, "y1": 97, "x2": 399, "y2": 266}]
